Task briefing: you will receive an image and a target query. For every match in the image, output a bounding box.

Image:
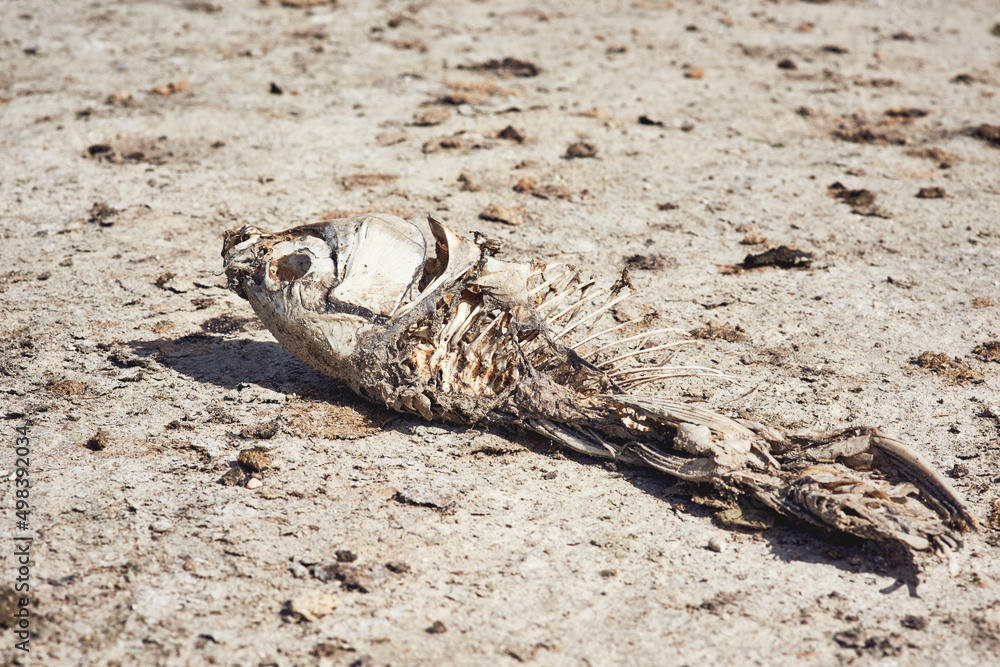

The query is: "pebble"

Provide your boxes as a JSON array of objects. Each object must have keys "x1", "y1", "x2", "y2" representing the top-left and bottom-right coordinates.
[
  {"x1": 246, "y1": 478, "x2": 263, "y2": 490},
  {"x1": 289, "y1": 590, "x2": 339, "y2": 622},
  {"x1": 708, "y1": 536, "x2": 726, "y2": 553}
]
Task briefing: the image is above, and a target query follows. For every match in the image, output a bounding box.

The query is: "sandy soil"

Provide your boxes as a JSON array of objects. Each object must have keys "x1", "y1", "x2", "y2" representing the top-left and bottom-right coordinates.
[{"x1": 2, "y1": 0, "x2": 1000, "y2": 665}]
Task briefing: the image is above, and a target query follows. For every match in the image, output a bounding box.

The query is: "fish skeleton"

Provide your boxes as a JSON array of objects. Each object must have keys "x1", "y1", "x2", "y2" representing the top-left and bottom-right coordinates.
[{"x1": 222, "y1": 212, "x2": 977, "y2": 559}]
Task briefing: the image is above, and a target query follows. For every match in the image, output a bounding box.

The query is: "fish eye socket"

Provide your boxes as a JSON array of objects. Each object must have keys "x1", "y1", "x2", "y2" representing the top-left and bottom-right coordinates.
[{"x1": 273, "y1": 252, "x2": 312, "y2": 282}]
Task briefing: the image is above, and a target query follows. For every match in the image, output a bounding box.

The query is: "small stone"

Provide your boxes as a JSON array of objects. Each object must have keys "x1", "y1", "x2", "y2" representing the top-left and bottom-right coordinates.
[
  {"x1": 246, "y1": 477, "x2": 263, "y2": 490},
  {"x1": 412, "y1": 107, "x2": 451, "y2": 126},
  {"x1": 288, "y1": 590, "x2": 340, "y2": 622},
  {"x1": 685, "y1": 65, "x2": 705, "y2": 79},
  {"x1": 375, "y1": 130, "x2": 407, "y2": 146},
  {"x1": 513, "y1": 177, "x2": 537, "y2": 193},
  {"x1": 426, "y1": 620, "x2": 447, "y2": 634},
  {"x1": 708, "y1": 537, "x2": 726, "y2": 553},
  {"x1": 150, "y1": 518, "x2": 173, "y2": 533},
  {"x1": 916, "y1": 186, "x2": 946, "y2": 199},
  {"x1": 901, "y1": 615, "x2": 928, "y2": 631},
  {"x1": 220, "y1": 466, "x2": 248, "y2": 486}
]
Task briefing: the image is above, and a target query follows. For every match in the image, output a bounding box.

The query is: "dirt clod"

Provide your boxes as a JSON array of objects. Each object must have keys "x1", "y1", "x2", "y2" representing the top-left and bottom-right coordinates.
[
  {"x1": 479, "y1": 204, "x2": 526, "y2": 226},
  {"x1": 828, "y1": 182, "x2": 890, "y2": 218},
  {"x1": 240, "y1": 418, "x2": 281, "y2": 439},
  {"x1": 624, "y1": 254, "x2": 674, "y2": 271},
  {"x1": 917, "y1": 187, "x2": 946, "y2": 199},
  {"x1": 497, "y1": 125, "x2": 525, "y2": 142},
  {"x1": 88, "y1": 201, "x2": 118, "y2": 226},
  {"x1": 513, "y1": 176, "x2": 537, "y2": 192},
  {"x1": 972, "y1": 341, "x2": 1000, "y2": 363},
  {"x1": 949, "y1": 463, "x2": 969, "y2": 479},
  {"x1": 989, "y1": 499, "x2": 1000, "y2": 531},
  {"x1": 565, "y1": 142, "x2": 597, "y2": 158},
  {"x1": 47, "y1": 378, "x2": 86, "y2": 397},
  {"x1": 310, "y1": 561, "x2": 391, "y2": 593},
  {"x1": 86, "y1": 429, "x2": 108, "y2": 451},
  {"x1": 151, "y1": 79, "x2": 189, "y2": 95},
  {"x1": 236, "y1": 447, "x2": 272, "y2": 472},
  {"x1": 0, "y1": 586, "x2": 19, "y2": 630},
  {"x1": 970, "y1": 124, "x2": 1000, "y2": 147},
  {"x1": 200, "y1": 315, "x2": 257, "y2": 334},
  {"x1": 690, "y1": 322, "x2": 748, "y2": 343},
  {"x1": 412, "y1": 107, "x2": 450, "y2": 126}
]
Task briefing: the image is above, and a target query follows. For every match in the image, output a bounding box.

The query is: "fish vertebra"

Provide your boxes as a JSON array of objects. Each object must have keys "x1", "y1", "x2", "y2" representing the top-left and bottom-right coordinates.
[{"x1": 222, "y1": 213, "x2": 977, "y2": 557}]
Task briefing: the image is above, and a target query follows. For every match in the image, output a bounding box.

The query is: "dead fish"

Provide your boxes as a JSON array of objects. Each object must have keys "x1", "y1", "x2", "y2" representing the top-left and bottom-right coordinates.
[{"x1": 222, "y1": 213, "x2": 977, "y2": 559}]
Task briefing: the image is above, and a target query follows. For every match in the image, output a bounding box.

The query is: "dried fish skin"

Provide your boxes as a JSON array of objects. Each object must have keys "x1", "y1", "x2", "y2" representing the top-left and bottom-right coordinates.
[{"x1": 223, "y1": 213, "x2": 977, "y2": 556}]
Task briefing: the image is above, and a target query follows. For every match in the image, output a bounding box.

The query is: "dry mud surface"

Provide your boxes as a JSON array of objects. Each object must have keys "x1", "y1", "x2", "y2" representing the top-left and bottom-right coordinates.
[{"x1": 2, "y1": 1, "x2": 1000, "y2": 665}]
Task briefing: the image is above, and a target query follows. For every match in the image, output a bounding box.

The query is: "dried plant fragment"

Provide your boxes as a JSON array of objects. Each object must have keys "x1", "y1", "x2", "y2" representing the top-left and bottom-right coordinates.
[
  {"x1": 341, "y1": 173, "x2": 398, "y2": 189},
  {"x1": 222, "y1": 213, "x2": 977, "y2": 559},
  {"x1": 743, "y1": 246, "x2": 812, "y2": 270},
  {"x1": 912, "y1": 351, "x2": 982, "y2": 385},
  {"x1": 906, "y1": 147, "x2": 960, "y2": 168},
  {"x1": 458, "y1": 57, "x2": 540, "y2": 78},
  {"x1": 828, "y1": 182, "x2": 891, "y2": 218},
  {"x1": 438, "y1": 81, "x2": 518, "y2": 105}
]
